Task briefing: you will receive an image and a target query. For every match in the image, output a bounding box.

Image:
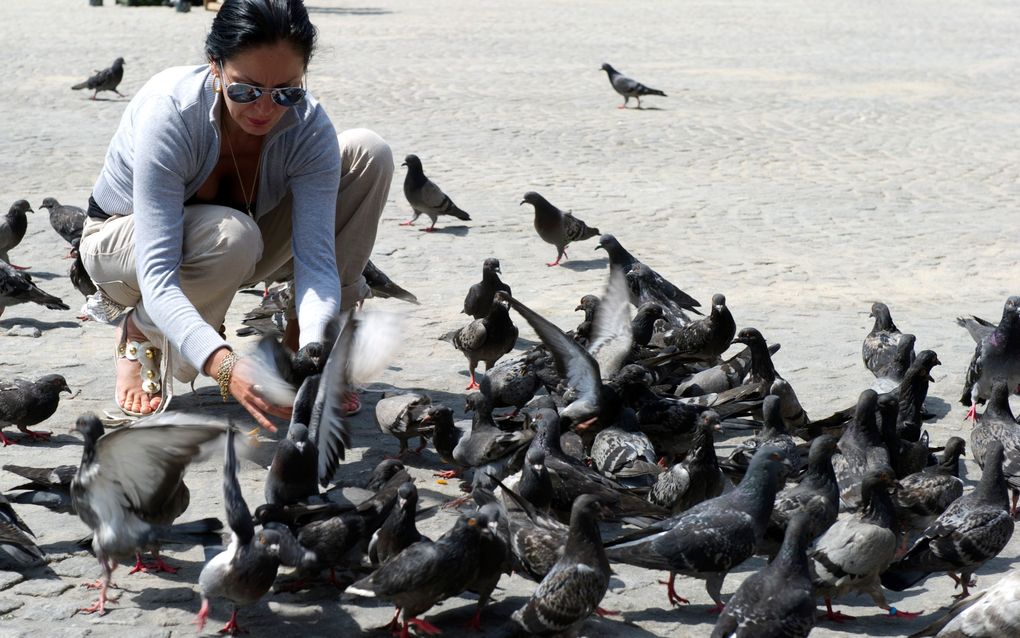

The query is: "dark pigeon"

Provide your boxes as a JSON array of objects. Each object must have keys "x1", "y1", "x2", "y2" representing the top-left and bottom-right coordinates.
[
  {"x1": 896, "y1": 349, "x2": 941, "y2": 440},
  {"x1": 0, "y1": 200, "x2": 32, "y2": 268},
  {"x1": 198, "y1": 427, "x2": 309, "y2": 635},
  {"x1": 0, "y1": 259, "x2": 70, "y2": 318},
  {"x1": 597, "y1": 234, "x2": 701, "y2": 319},
  {"x1": 631, "y1": 302, "x2": 665, "y2": 347},
  {"x1": 375, "y1": 392, "x2": 435, "y2": 457},
  {"x1": 648, "y1": 411, "x2": 727, "y2": 514},
  {"x1": 69, "y1": 245, "x2": 98, "y2": 299},
  {"x1": 71, "y1": 57, "x2": 125, "y2": 99},
  {"x1": 498, "y1": 478, "x2": 567, "y2": 581},
  {"x1": 368, "y1": 481, "x2": 430, "y2": 566},
  {"x1": 440, "y1": 291, "x2": 518, "y2": 390},
  {"x1": 572, "y1": 294, "x2": 600, "y2": 346},
  {"x1": 600, "y1": 63, "x2": 667, "y2": 109},
  {"x1": 663, "y1": 293, "x2": 736, "y2": 360},
  {"x1": 969, "y1": 380, "x2": 1020, "y2": 516},
  {"x1": 521, "y1": 191, "x2": 600, "y2": 267},
  {"x1": 2, "y1": 463, "x2": 76, "y2": 513},
  {"x1": 961, "y1": 296, "x2": 1020, "y2": 419},
  {"x1": 518, "y1": 447, "x2": 554, "y2": 513},
  {"x1": 722, "y1": 394, "x2": 802, "y2": 479},
  {"x1": 71, "y1": 413, "x2": 226, "y2": 615},
  {"x1": 863, "y1": 302, "x2": 914, "y2": 378},
  {"x1": 605, "y1": 446, "x2": 791, "y2": 611},
  {"x1": 895, "y1": 437, "x2": 966, "y2": 532},
  {"x1": 712, "y1": 513, "x2": 817, "y2": 638},
  {"x1": 831, "y1": 389, "x2": 891, "y2": 510},
  {"x1": 38, "y1": 197, "x2": 85, "y2": 256},
  {"x1": 363, "y1": 259, "x2": 419, "y2": 305},
  {"x1": 882, "y1": 442, "x2": 1015, "y2": 600},
  {"x1": 0, "y1": 492, "x2": 44, "y2": 571},
  {"x1": 400, "y1": 154, "x2": 470, "y2": 231},
  {"x1": 511, "y1": 494, "x2": 611, "y2": 636},
  {"x1": 0, "y1": 374, "x2": 72, "y2": 446},
  {"x1": 463, "y1": 257, "x2": 511, "y2": 319},
  {"x1": 437, "y1": 382, "x2": 532, "y2": 480}
]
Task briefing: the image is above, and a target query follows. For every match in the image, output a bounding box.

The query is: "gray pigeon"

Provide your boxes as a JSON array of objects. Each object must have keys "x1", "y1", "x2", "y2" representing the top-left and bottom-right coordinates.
[
  {"x1": 831, "y1": 389, "x2": 891, "y2": 510},
  {"x1": 882, "y1": 442, "x2": 1015, "y2": 600},
  {"x1": 722, "y1": 394, "x2": 802, "y2": 478},
  {"x1": 712, "y1": 513, "x2": 817, "y2": 638},
  {"x1": 71, "y1": 57, "x2": 125, "y2": 99},
  {"x1": 0, "y1": 492, "x2": 44, "y2": 571},
  {"x1": 596, "y1": 234, "x2": 702, "y2": 319},
  {"x1": 871, "y1": 333, "x2": 917, "y2": 394},
  {"x1": 498, "y1": 479, "x2": 567, "y2": 581},
  {"x1": 955, "y1": 313, "x2": 997, "y2": 344},
  {"x1": 375, "y1": 392, "x2": 435, "y2": 456},
  {"x1": 970, "y1": 380, "x2": 1020, "y2": 515},
  {"x1": 400, "y1": 154, "x2": 470, "y2": 231},
  {"x1": 863, "y1": 302, "x2": 913, "y2": 377},
  {"x1": 521, "y1": 191, "x2": 600, "y2": 267},
  {"x1": 648, "y1": 411, "x2": 727, "y2": 514},
  {"x1": 440, "y1": 291, "x2": 518, "y2": 389},
  {"x1": 485, "y1": 349, "x2": 544, "y2": 414},
  {"x1": 0, "y1": 200, "x2": 32, "y2": 268},
  {"x1": 605, "y1": 446, "x2": 791, "y2": 611},
  {"x1": 895, "y1": 436, "x2": 966, "y2": 532},
  {"x1": 463, "y1": 257, "x2": 511, "y2": 319},
  {"x1": 38, "y1": 197, "x2": 85, "y2": 256},
  {"x1": 511, "y1": 494, "x2": 612, "y2": 636},
  {"x1": 590, "y1": 409, "x2": 660, "y2": 486},
  {"x1": 907, "y1": 567, "x2": 1020, "y2": 637},
  {"x1": 961, "y1": 296, "x2": 1020, "y2": 420},
  {"x1": 0, "y1": 374, "x2": 72, "y2": 446},
  {"x1": 0, "y1": 259, "x2": 69, "y2": 318},
  {"x1": 600, "y1": 63, "x2": 667, "y2": 109}
]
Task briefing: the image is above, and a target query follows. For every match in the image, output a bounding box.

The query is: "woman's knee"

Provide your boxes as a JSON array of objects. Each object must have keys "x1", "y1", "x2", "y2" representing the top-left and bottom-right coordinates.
[
  {"x1": 339, "y1": 128, "x2": 394, "y2": 181},
  {"x1": 184, "y1": 206, "x2": 264, "y2": 280}
]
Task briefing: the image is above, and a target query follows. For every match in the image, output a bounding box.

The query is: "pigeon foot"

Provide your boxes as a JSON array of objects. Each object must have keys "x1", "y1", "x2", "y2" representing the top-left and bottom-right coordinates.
[
  {"x1": 434, "y1": 469, "x2": 462, "y2": 479},
  {"x1": 398, "y1": 220, "x2": 415, "y2": 226},
  {"x1": 595, "y1": 607, "x2": 620, "y2": 617},
  {"x1": 659, "y1": 575, "x2": 689, "y2": 606},
  {"x1": 405, "y1": 618, "x2": 441, "y2": 636},
  {"x1": 883, "y1": 606, "x2": 922, "y2": 619},
  {"x1": 219, "y1": 609, "x2": 247, "y2": 634},
  {"x1": 0, "y1": 432, "x2": 15, "y2": 446}
]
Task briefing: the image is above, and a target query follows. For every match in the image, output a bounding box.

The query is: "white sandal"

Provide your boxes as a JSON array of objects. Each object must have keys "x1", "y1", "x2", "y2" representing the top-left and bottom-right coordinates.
[{"x1": 105, "y1": 325, "x2": 174, "y2": 425}]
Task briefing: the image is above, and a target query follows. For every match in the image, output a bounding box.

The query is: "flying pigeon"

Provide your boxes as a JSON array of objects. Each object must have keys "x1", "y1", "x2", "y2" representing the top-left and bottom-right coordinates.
[
  {"x1": 363, "y1": 259, "x2": 420, "y2": 305},
  {"x1": 596, "y1": 234, "x2": 701, "y2": 321}
]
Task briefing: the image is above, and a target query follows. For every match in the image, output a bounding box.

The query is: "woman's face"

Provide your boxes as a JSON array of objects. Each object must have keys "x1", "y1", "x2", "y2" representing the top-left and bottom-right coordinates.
[{"x1": 213, "y1": 40, "x2": 305, "y2": 137}]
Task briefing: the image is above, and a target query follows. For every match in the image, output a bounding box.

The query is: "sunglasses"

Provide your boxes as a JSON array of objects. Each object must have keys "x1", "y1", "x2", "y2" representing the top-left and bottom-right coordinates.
[{"x1": 218, "y1": 63, "x2": 307, "y2": 108}]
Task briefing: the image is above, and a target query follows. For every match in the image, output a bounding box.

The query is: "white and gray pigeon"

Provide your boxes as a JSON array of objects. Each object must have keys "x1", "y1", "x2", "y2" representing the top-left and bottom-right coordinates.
[
  {"x1": 38, "y1": 197, "x2": 85, "y2": 256},
  {"x1": 0, "y1": 200, "x2": 32, "y2": 268},
  {"x1": 71, "y1": 57, "x2": 125, "y2": 100},
  {"x1": 961, "y1": 295, "x2": 1020, "y2": 420},
  {"x1": 511, "y1": 494, "x2": 612, "y2": 636},
  {"x1": 871, "y1": 333, "x2": 917, "y2": 394},
  {"x1": 375, "y1": 392, "x2": 435, "y2": 457},
  {"x1": 520, "y1": 191, "x2": 600, "y2": 267},
  {"x1": 882, "y1": 442, "x2": 1015, "y2": 600},
  {"x1": 0, "y1": 259, "x2": 69, "y2": 318},
  {"x1": 969, "y1": 381, "x2": 1020, "y2": 515},
  {"x1": 605, "y1": 446, "x2": 791, "y2": 612},
  {"x1": 711, "y1": 513, "x2": 817, "y2": 638},
  {"x1": 600, "y1": 63, "x2": 667, "y2": 109},
  {"x1": 863, "y1": 302, "x2": 914, "y2": 378},
  {"x1": 907, "y1": 566, "x2": 1020, "y2": 638},
  {"x1": 596, "y1": 234, "x2": 701, "y2": 322},
  {"x1": 400, "y1": 154, "x2": 470, "y2": 231}
]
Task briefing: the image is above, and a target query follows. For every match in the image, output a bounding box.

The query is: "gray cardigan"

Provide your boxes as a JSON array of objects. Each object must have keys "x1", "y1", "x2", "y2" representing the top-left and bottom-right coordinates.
[{"x1": 92, "y1": 65, "x2": 341, "y2": 373}]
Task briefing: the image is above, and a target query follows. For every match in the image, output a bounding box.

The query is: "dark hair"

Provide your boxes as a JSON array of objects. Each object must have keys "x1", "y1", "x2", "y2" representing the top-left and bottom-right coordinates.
[{"x1": 205, "y1": 0, "x2": 317, "y2": 68}]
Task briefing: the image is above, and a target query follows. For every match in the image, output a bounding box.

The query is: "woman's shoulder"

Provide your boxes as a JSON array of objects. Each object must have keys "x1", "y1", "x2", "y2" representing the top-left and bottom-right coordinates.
[{"x1": 132, "y1": 65, "x2": 212, "y2": 114}]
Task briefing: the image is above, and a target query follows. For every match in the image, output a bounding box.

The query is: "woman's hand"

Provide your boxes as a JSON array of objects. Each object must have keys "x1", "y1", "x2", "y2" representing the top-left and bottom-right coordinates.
[{"x1": 205, "y1": 347, "x2": 291, "y2": 433}]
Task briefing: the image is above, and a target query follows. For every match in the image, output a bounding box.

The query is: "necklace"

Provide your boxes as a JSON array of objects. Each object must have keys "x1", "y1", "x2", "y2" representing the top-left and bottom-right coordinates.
[{"x1": 222, "y1": 124, "x2": 262, "y2": 216}]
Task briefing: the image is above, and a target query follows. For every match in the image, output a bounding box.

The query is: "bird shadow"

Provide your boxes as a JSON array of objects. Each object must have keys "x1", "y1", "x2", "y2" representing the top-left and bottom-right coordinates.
[
  {"x1": 627, "y1": 106, "x2": 665, "y2": 112},
  {"x1": 85, "y1": 96, "x2": 131, "y2": 102},
  {"x1": 922, "y1": 395, "x2": 952, "y2": 419},
  {"x1": 130, "y1": 586, "x2": 199, "y2": 613},
  {"x1": 560, "y1": 258, "x2": 608, "y2": 272},
  {"x1": 305, "y1": 5, "x2": 391, "y2": 15},
  {"x1": 0, "y1": 317, "x2": 82, "y2": 331},
  {"x1": 1, "y1": 432, "x2": 80, "y2": 449},
  {"x1": 426, "y1": 226, "x2": 471, "y2": 236},
  {"x1": 17, "y1": 270, "x2": 62, "y2": 281}
]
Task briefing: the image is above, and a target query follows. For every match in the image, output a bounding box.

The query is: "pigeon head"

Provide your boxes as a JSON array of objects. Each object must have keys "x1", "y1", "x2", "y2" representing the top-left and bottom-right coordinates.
[
  {"x1": 876, "y1": 392, "x2": 899, "y2": 432},
  {"x1": 634, "y1": 302, "x2": 665, "y2": 321},
  {"x1": 519, "y1": 191, "x2": 547, "y2": 208},
  {"x1": 575, "y1": 294, "x2": 599, "y2": 316},
  {"x1": 401, "y1": 154, "x2": 423, "y2": 173},
  {"x1": 600, "y1": 63, "x2": 617, "y2": 75},
  {"x1": 39, "y1": 374, "x2": 72, "y2": 395},
  {"x1": 860, "y1": 467, "x2": 900, "y2": 502},
  {"x1": 698, "y1": 409, "x2": 722, "y2": 433},
  {"x1": 477, "y1": 502, "x2": 502, "y2": 539},
  {"x1": 985, "y1": 380, "x2": 1015, "y2": 421},
  {"x1": 869, "y1": 302, "x2": 895, "y2": 330},
  {"x1": 113, "y1": 57, "x2": 125, "y2": 67},
  {"x1": 761, "y1": 395, "x2": 787, "y2": 435},
  {"x1": 420, "y1": 404, "x2": 454, "y2": 425},
  {"x1": 731, "y1": 327, "x2": 766, "y2": 347},
  {"x1": 396, "y1": 481, "x2": 418, "y2": 512},
  {"x1": 286, "y1": 422, "x2": 309, "y2": 446},
  {"x1": 912, "y1": 350, "x2": 941, "y2": 380},
  {"x1": 742, "y1": 445, "x2": 793, "y2": 489},
  {"x1": 525, "y1": 446, "x2": 546, "y2": 473},
  {"x1": 807, "y1": 434, "x2": 838, "y2": 466},
  {"x1": 366, "y1": 458, "x2": 406, "y2": 492},
  {"x1": 482, "y1": 257, "x2": 501, "y2": 274},
  {"x1": 595, "y1": 234, "x2": 619, "y2": 253},
  {"x1": 999, "y1": 296, "x2": 1020, "y2": 325},
  {"x1": 492, "y1": 290, "x2": 512, "y2": 308},
  {"x1": 7, "y1": 200, "x2": 32, "y2": 216},
  {"x1": 941, "y1": 437, "x2": 966, "y2": 469},
  {"x1": 71, "y1": 413, "x2": 105, "y2": 458},
  {"x1": 259, "y1": 523, "x2": 311, "y2": 569},
  {"x1": 39, "y1": 197, "x2": 60, "y2": 210}
]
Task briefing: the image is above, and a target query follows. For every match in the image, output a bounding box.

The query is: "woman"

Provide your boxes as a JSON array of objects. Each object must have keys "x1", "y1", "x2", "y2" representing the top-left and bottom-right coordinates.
[{"x1": 79, "y1": 0, "x2": 391, "y2": 430}]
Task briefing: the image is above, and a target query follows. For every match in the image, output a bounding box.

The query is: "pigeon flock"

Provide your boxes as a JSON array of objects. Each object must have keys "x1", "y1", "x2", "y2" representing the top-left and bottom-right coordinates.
[{"x1": 0, "y1": 53, "x2": 1017, "y2": 638}]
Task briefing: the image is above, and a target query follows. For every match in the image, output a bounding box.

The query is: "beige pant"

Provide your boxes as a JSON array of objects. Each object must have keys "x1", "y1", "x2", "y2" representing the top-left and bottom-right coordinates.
[{"x1": 80, "y1": 128, "x2": 393, "y2": 382}]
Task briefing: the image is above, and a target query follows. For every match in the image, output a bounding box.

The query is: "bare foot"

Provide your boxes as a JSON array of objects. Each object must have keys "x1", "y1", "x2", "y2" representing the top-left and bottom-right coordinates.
[{"x1": 115, "y1": 316, "x2": 162, "y2": 415}]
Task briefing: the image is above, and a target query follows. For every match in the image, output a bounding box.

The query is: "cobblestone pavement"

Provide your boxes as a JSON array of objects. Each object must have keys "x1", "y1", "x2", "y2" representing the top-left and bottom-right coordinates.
[{"x1": 0, "y1": 0, "x2": 1018, "y2": 636}]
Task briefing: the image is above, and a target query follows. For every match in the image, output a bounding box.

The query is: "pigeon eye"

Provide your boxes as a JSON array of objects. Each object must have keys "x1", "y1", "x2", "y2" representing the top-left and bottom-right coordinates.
[{"x1": 467, "y1": 518, "x2": 477, "y2": 527}]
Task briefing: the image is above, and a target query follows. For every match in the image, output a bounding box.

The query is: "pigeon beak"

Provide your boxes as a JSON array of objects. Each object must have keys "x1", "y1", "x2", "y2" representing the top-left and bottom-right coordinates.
[
  {"x1": 712, "y1": 422, "x2": 723, "y2": 432},
  {"x1": 934, "y1": 358, "x2": 942, "y2": 366},
  {"x1": 730, "y1": 337, "x2": 747, "y2": 345},
  {"x1": 927, "y1": 374, "x2": 935, "y2": 383},
  {"x1": 400, "y1": 161, "x2": 407, "y2": 167},
  {"x1": 519, "y1": 200, "x2": 526, "y2": 206},
  {"x1": 594, "y1": 244, "x2": 604, "y2": 252},
  {"x1": 574, "y1": 304, "x2": 584, "y2": 311}
]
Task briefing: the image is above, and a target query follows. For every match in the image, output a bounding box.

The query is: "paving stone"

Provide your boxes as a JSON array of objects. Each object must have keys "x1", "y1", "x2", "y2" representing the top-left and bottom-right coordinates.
[
  {"x1": 11, "y1": 580, "x2": 73, "y2": 598},
  {"x1": 0, "y1": 573, "x2": 24, "y2": 592}
]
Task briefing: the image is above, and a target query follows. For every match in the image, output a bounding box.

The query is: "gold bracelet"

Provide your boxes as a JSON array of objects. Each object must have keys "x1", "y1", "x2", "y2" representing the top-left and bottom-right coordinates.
[{"x1": 216, "y1": 351, "x2": 240, "y2": 402}]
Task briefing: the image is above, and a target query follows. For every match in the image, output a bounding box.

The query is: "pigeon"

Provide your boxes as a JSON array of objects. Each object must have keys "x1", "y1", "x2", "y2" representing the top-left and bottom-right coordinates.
[
  {"x1": 520, "y1": 191, "x2": 600, "y2": 267},
  {"x1": 0, "y1": 200, "x2": 32, "y2": 268},
  {"x1": 600, "y1": 63, "x2": 667, "y2": 109},
  {"x1": 907, "y1": 567, "x2": 1020, "y2": 638},
  {"x1": 758, "y1": 434, "x2": 840, "y2": 560},
  {"x1": 631, "y1": 302, "x2": 666, "y2": 347},
  {"x1": 69, "y1": 245, "x2": 98, "y2": 299},
  {"x1": 711, "y1": 513, "x2": 818, "y2": 638},
  {"x1": 463, "y1": 257, "x2": 512, "y2": 318},
  {"x1": 362, "y1": 259, "x2": 419, "y2": 305},
  {"x1": 198, "y1": 427, "x2": 309, "y2": 635},
  {"x1": 572, "y1": 294, "x2": 600, "y2": 346},
  {"x1": 71, "y1": 57, "x2": 125, "y2": 99},
  {"x1": 71, "y1": 412, "x2": 226, "y2": 615},
  {"x1": 463, "y1": 503, "x2": 511, "y2": 631},
  {"x1": 440, "y1": 290, "x2": 518, "y2": 390},
  {"x1": 590, "y1": 408, "x2": 660, "y2": 485},
  {"x1": 375, "y1": 392, "x2": 435, "y2": 457},
  {"x1": 437, "y1": 382, "x2": 533, "y2": 479},
  {"x1": 605, "y1": 446, "x2": 791, "y2": 611},
  {"x1": 863, "y1": 302, "x2": 913, "y2": 378},
  {"x1": 664, "y1": 293, "x2": 736, "y2": 360},
  {"x1": 498, "y1": 479, "x2": 567, "y2": 581},
  {"x1": 518, "y1": 447, "x2": 554, "y2": 513},
  {"x1": 2, "y1": 463, "x2": 76, "y2": 513},
  {"x1": 511, "y1": 494, "x2": 612, "y2": 636},
  {"x1": 0, "y1": 492, "x2": 44, "y2": 571},
  {"x1": 485, "y1": 349, "x2": 544, "y2": 414},
  {"x1": 368, "y1": 481, "x2": 430, "y2": 566},
  {"x1": 346, "y1": 509, "x2": 489, "y2": 637},
  {"x1": 0, "y1": 374, "x2": 72, "y2": 446},
  {"x1": 648, "y1": 411, "x2": 727, "y2": 514},
  {"x1": 667, "y1": 342, "x2": 781, "y2": 398},
  {"x1": 831, "y1": 389, "x2": 891, "y2": 510},
  {"x1": 0, "y1": 259, "x2": 70, "y2": 318},
  {"x1": 969, "y1": 380, "x2": 1020, "y2": 515},
  {"x1": 961, "y1": 295, "x2": 1020, "y2": 420},
  {"x1": 895, "y1": 437, "x2": 966, "y2": 532},
  {"x1": 882, "y1": 442, "x2": 1015, "y2": 600},
  {"x1": 956, "y1": 314, "x2": 998, "y2": 344},
  {"x1": 896, "y1": 349, "x2": 941, "y2": 439},
  {"x1": 722, "y1": 395, "x2": 802, "y2": 479},
  {"x1": 38, "y1": 197, "x2": 85, "y2": 256},
  {"x1": 597, "y1": 234, "x2": 701, "y2": 318},
  {"x1": 399, "y1": 154, "x2": 471, "y2": 231},
  {"x1": 871, "y1": 333, "x2": 917, "y2": 394},
  {"x1": 810, "y1": 467, "x2": 917, "y2": 620}
]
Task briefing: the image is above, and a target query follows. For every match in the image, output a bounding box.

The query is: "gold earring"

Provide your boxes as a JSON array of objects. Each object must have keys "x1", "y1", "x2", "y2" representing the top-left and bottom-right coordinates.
[{"x1": 213, "y1": 75, "x2": 221, "y2": 93}]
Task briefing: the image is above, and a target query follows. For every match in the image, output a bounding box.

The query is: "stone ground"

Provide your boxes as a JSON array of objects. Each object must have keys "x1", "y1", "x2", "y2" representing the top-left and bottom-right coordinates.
[{"x1": 1, "y1": 0, "x2": 1019, "y2": 636}]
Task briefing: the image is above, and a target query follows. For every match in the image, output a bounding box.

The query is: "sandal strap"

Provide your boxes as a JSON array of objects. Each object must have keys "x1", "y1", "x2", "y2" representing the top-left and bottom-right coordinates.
[{"x1": 121, "y1": 340, "x2": 162, "y2": 395}]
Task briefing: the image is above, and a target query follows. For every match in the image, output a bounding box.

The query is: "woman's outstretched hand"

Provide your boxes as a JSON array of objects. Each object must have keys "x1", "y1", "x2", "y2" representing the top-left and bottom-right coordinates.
[{"x1": 206, "y1": 347, "x2": 291, "y2": 433}]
